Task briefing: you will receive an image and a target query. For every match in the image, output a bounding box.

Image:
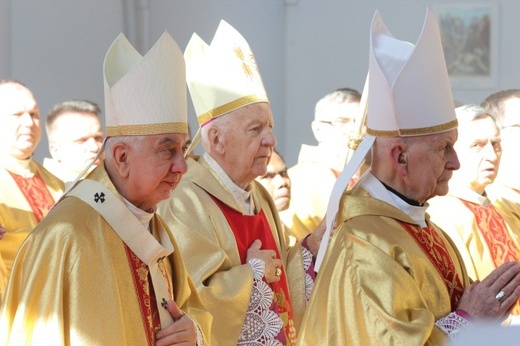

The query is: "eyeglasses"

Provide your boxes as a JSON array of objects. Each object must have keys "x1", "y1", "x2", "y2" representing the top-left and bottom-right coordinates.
[{"x1": 319, "y1": 118, "x2": 353, "y2": 128}]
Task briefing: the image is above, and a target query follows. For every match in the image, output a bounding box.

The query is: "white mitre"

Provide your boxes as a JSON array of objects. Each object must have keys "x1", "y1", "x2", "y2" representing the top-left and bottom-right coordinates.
[
  {"x1": 316, "y1": 8, "x2": 457, "y2": 270},
  {"x1": 184, "y1": 20, "x2": 269, "y2": 126},
  {"x1": 104, "y1": 31, "x2": 188, "y2": 136}
]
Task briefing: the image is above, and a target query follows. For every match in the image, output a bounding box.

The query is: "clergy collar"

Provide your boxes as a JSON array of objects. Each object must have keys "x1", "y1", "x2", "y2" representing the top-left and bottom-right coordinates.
[
  {"x1": 381, "y1": 181, "x2": 423, "y2": 206},
  {"x1": 448, "y1": 184, "x2": 490, "y2": 206},
  {"x1": 1, "y1": 155, "x2": 35, "y2": 178},
  {"x1": 203, "y1": 152, "x2": 254, "y2": 215},
  {"x1": 361, "y1": 172, "x2": 429, "y2": 227},
  {"x1": 121, "y1": 195, "x2": 155, "y2": 232}
]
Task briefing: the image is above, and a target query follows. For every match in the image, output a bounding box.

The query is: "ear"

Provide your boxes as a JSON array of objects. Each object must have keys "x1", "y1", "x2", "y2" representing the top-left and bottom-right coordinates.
[
  {"x1": 111, "y1": 143, "x2": 131, "y2": 178},
  {"x1": 49, "y1": 143, "x2": 61, "y2": 162},
  {"x1": 311, "y1": 120, "x2": 326, "y2": 143},
  {"x1": 207, "y1": 127, "x2": 225, "y2": 155},
  {"x1": 390, "y1": 144, "x2": 408, "y2": 177}
]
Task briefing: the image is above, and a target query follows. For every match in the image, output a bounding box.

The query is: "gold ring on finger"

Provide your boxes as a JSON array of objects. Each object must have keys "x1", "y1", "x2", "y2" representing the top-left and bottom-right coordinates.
[{"x1": 275, "y1": 267, "x2": 282, "y2": 277}]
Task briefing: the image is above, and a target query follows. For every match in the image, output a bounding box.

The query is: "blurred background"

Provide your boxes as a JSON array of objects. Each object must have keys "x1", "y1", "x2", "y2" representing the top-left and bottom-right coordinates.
[{"x1": 1, "y1": 0, "x2": 518, "y2": 166}]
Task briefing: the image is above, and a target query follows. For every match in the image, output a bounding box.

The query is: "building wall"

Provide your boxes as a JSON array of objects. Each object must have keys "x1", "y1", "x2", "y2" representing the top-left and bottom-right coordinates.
[{"x1": 1, "y1": 0, "x2": 518, "y2": 166}]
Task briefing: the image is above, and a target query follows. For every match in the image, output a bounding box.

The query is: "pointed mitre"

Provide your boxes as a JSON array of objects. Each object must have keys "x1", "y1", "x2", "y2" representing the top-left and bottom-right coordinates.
[
  {"x1": 104, "y1": 32, "x2": 188, "y2": 136},
  {"x1": 184, "y1": 20, "x2": 269, "y2": 126},
  {"x1": 315, "y1": 8, "x2": 457, "y2": 271},
  {"x1": 367, "y1": 8, "x2": 457, "y2": 136}
]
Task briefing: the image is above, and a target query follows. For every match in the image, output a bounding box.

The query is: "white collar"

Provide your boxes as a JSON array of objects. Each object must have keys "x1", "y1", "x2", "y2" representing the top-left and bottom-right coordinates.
[
  {"x1": 121, "y1": 195, "x2": 155, "y2": 232},
  {"x1": 204, "y1": 152, "x2": 254, "y2": 215},
  {"x1": 360, "y1": 171, "x2": 429, "y2": 227}
]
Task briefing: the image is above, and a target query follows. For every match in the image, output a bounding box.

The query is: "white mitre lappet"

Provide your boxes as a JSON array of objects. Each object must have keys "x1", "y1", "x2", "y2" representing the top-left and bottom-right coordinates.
[
  {"x1": 184, "y1": 20, "x2": 269, "y2": 131},
  {"x1": 315, "y1": 8, "x2": 458, "y2": 270}
]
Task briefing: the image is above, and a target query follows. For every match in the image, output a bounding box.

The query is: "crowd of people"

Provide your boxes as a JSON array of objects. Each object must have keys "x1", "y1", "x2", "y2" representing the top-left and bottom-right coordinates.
[{"x1": 1, "y1": 7, "x2": 520, "y2": 345}]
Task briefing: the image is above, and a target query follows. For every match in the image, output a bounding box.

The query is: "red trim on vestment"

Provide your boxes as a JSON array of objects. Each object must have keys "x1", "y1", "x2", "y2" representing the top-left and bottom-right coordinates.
[
  {"x1": 461, "y1": 200, "x2": 520, "y2": 315},
  {"x1": 212, "y1": 196, "x2": 296, "y2": 345},
  {"x1": 9, "y1": 170, "x2": 55, "y2": 222},
  {"x1": 123, "y1": 244, "x2": 161, "y2": 346},
  {"x1": 400, "y1": 222, "x2": 465, "y2": 309}
]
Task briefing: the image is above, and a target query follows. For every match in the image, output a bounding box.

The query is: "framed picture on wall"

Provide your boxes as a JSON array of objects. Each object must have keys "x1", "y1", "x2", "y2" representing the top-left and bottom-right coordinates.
[{"x1": 433, "y1": 3, "x2": 498, "y2": 89}]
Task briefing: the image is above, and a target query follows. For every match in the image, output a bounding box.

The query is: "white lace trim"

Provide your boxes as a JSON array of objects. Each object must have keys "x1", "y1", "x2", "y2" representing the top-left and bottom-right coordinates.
[
  {"x1": 301, "y1": 246, "x2": 314, "y2": 302},
  {"x1": 248, "y1": 258, "x2": 265, "y2": 280},
  {"x1": 435, "y1": 311, "x2": 471, "y2": 338},
  {"x1": 239, "y1": 260, "x2": 283, "y2": 345}
]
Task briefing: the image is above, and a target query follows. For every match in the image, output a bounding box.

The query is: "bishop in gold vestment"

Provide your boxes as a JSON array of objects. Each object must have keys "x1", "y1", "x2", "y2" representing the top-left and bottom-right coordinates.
[
  {"x1": 0, "y1": 165, "x2": 211, "y2": 345},
  {"x1": 158, "y1": 155, "x2": 312, "y2": 344},
  {"x1": 299, "y1": 173, "x2": 470, "y2": 345}
]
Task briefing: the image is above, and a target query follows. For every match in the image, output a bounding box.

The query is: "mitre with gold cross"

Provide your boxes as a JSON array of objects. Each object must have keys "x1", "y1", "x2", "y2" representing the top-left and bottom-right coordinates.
[{"x1": 184, "y1": 20, "x2": 269, "y2": 126}]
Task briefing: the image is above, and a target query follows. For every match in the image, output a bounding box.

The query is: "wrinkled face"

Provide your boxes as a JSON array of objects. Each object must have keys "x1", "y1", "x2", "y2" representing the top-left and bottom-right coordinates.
[
  {"x1": 125, "y1": 133, "x2": 189, "y2": 211},
  {"x1": 49, "y1": 112, "x2": 104, "y2": 173},
  {"x1": 256, "y1": 151, "x2": 291, "y2": 211},
  {"x1": 406, "y1": 129, "x2": 460, "y2": 203},
  {"x1": 453, "y1": 116, "x2": 501, "y2": 194},
  {"x1": 219, "y1": 102, "x2": 277, "y2": 188},
  {"x1": 0, "y1": 83, "x2": 41, "y2": 159}
]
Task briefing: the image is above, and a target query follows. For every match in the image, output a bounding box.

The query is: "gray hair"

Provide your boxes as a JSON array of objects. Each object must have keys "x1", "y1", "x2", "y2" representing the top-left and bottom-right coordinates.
[
  {"x1": 314, "y1": 87, "x2": 361, "y2": 121},
  {"x1": 455, "y1": 104, "x2": 496, "y2": 125},
  {"x1": 481, "y1": 89, "x2": 520, "y2": 128},
  {"x1": 104, "y1": 135, "x2": 146, "y2": 163}
]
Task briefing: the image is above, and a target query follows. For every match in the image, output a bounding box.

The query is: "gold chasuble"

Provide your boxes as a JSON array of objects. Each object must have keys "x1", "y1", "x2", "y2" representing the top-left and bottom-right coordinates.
[
  {"x1": 0, "y1": 158, "x2": 63, "y2": 282},
  {"x1": 428, "y1": 188, "x2": 520, "y2": 315},
  {"x1": 158, "y1": 156, "x2": 309, "y2": 345},
  {"x1": 487, "y1": 181, "x2": 520, "y2": 242},
  {"x1": 0, "y1": 165, "x2": 211, "y2": 345},
  {"x1": 299, "y1": 174, "x2": 470, "y2": 345}
]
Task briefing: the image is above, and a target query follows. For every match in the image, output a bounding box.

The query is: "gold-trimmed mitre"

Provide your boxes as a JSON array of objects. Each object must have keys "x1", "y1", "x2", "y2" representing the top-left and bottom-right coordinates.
[
  {"x1": 367, "y1": 8, "x2": 457, "y2": 137},
  {"x1": 103, "y1": 32, "x2": 188, "y2": 137},
  {"x1": 184, "y1": 20, "x2": 269, "y2": 126}
]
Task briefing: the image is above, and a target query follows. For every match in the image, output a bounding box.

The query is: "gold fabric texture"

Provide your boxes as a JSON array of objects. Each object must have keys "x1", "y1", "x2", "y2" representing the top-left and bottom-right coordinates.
[
  {"x1": 106, "y1": 122, "x2": 188, "y2": 137},
  {"x1": 0, "y1": 161, "x2": 63, "y2": 289},
  {"x1": 157, "y1": 156, "x2": 307, "y2": 345},
  {"x1": 428, "y1": 192, "x2": 520, "y2": 284},
  {"x1": 298, "y1": 185, "x2": 470, "y2": 345},
  {"x1": 487, "y1": 182, "x2": 520, "y2": 243},
  {"x1": 0, "y1": 164, "x2": 211, "y2": 345}
]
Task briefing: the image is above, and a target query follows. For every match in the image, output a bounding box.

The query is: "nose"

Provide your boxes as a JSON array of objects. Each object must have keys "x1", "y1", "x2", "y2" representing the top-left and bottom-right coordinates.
[
  {"x1": 262, "y1": 130, "x2": 277, "y2": 147},
  {"x1": 171, "y1": 155, "x2": 188, "y2": 175},
  {"x1": 273, "y1": 173, "x2": 288, "y2": 188},
  {"x1": 85, "y1": 137, "x2": 102, "y2": 152},
  {"x1": 20, "y1": 112, "x2": 35, "y2": 126},
  {"x1": 482, "y1": 141, "x2": 499, "y2": 163},
  {"x1": 447, "y1": 149, "x2": 460, "y2": 171}
]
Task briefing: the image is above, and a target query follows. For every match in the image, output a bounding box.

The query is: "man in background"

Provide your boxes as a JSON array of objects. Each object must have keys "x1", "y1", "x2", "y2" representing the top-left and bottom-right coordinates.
[
  {"x1": 428, "y1": 104, "x2": 520, "y2": 318},
  {"x1": 0, "y1": 80, "x2": 64, "y2": 297},
  {"x1": 285, "y1": 87, "x2": 361, "y2": 237},
  {"x1": 44, "y1": 99, "x2": 104, "y2": 183},
  {"x1": 256, "y1": 149, "x2": 298, "y2": 244},
  {"x1": 299, "y1": 10, "x2": 520, "y2": 344},
  {"x1": 482, "y1": 89, "x2": 520, "y2": 237}
]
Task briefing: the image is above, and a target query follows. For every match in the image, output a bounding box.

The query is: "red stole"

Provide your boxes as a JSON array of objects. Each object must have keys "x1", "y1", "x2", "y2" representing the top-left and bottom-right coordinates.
[
  {"x1": 9, "y1": 170, "x2": 55, "y2": 222},
  {"x1": 461, "y1": 200, "x2": 520, "y2": 315},
  {"x1": 400, "y1": 222, "x2": 465, "y2": 309},
  {"x1": 124, "y1": 244, "x2": 173, "y2": 345},
  {"x1": 212, "y1": 196, "x2": 296, "y2": 345}
]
